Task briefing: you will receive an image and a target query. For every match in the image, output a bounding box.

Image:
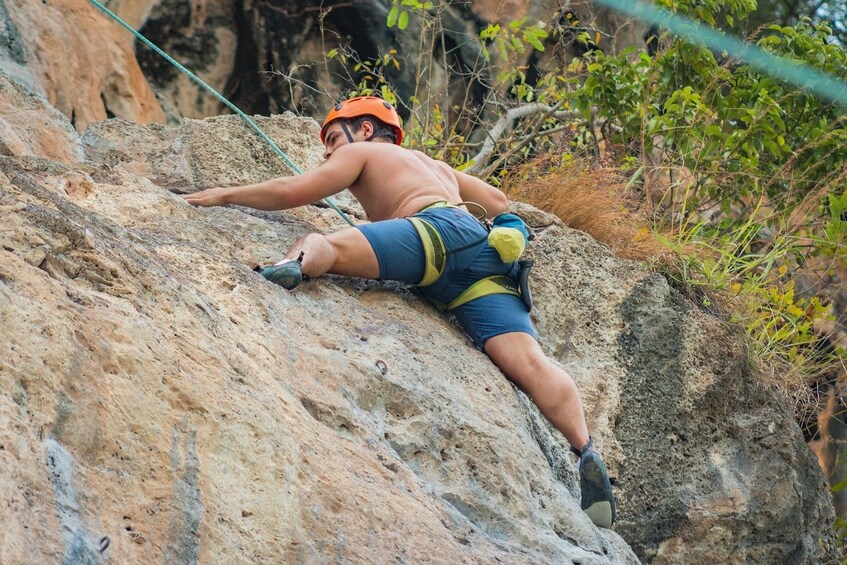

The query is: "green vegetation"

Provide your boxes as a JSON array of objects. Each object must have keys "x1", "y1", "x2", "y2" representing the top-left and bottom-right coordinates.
[{"x1": 568, "y1": 5, "x2": 847, "y2": 390}]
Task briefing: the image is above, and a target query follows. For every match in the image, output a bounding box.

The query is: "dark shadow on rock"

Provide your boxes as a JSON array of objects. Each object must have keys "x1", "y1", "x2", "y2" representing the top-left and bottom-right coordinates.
[
  {"x1": 614, "y1": 274, "x2": 692, "y2": 558},
  {"x1": 613, "y1": 274, "x2": 837, "y2": 563}
]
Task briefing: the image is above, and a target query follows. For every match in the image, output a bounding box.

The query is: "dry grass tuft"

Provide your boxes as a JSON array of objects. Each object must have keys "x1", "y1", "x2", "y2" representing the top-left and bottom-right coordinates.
[{"x1": 501, "y1": 156, "x2": 674, "y2": 264}]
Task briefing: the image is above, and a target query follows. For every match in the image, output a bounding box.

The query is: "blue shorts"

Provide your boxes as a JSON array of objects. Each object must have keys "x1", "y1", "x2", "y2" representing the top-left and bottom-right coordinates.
[{"x1": 358, "y1": 206, "x2": 537, "y2": 349}]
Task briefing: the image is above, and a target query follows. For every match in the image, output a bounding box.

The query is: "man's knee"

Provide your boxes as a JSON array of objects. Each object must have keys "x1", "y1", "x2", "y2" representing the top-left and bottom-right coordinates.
[
  {"x1": 297, "y1": 232, "x2": 330, "y2": 248},
  {"x1": 517, "y1": 353, "x2": 560, "y2": 391},
  {"x1": 486, "y1": 332, "x2": 544, "y2": 367},
  {"x1": 491, "y1": 339, "x2": 576, "y2": 397},
  {"x1": 486, "y1": 335, "x2": 545, "y2": 385},
  {"x1": 322, "y1": 228, "x2": 380, "y2": 278}
]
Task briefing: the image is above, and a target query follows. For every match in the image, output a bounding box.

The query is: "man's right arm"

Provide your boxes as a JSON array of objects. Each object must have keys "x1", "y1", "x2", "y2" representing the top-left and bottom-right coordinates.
[
  {"x1": 183, "y1": 145, "x2": 366, "y2": 210},
  {"x1": 182, "y1": 177, "x2": 294, "y2": 210},
  {"x1": 452, "y1": 168, "x2": 508, "y2": 218}
]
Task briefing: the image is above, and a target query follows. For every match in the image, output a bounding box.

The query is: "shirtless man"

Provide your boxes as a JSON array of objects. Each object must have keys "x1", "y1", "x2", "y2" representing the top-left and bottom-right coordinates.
[{"x1": 183, "y1": 96, "x2": 616, "y2": 528}]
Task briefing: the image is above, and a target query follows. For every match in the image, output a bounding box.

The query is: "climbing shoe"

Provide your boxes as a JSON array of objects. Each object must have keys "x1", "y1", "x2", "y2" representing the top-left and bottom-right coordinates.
[
  {"x1": 256, "y1": 252, "x2": 304, "y2": 290},
  {"x1": 574, "y1": 438, "x2": 616, "y2": 528}
]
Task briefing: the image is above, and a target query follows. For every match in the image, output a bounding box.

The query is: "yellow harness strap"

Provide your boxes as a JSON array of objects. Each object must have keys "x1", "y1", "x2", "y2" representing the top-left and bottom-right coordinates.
[
  {"x1": 447, "y1": 275, "x2": 520, "y2": 310},
  {"x1": 408, "y1": 201, "x2": 483, "y2": 286},
  {"x1": 419, "y1": 200, "x2": 454, "y2": 213},
  {"x1": 408, "y1": 217, "x2": 446, "y2": 286}
]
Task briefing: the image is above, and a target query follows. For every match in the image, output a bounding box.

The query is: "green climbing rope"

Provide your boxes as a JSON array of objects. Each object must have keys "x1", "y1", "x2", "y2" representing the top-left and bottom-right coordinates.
[{"x1": 87, "y1": 0, "x2": 355, "y2": 226}]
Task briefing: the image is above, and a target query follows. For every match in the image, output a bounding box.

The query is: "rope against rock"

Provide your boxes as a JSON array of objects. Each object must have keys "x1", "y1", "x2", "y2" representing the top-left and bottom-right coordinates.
[{"x1": 87, "y1": 0, "x2": 355, "y2": 226}]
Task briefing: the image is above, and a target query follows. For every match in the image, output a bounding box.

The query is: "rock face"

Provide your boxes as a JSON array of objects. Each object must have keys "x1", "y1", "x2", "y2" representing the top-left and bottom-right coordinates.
[
  {"x1": 0, "y1": 72, "x2": 836, "y2": 563},
  {"x1": 523, "y1": 216, "x2": 837, "y2": 562},
  {"x1": 0, "y1": 0, "x2": 165, "y2": 131},
  {"x1": 0, "y1": 76, "x2": 84, "y2": 164}
]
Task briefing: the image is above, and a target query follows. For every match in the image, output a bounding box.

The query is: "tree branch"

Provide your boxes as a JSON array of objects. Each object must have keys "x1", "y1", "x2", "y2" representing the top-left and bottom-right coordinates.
[{"x1": 464, "y1": 102, "x2": 582, "y2": 174}]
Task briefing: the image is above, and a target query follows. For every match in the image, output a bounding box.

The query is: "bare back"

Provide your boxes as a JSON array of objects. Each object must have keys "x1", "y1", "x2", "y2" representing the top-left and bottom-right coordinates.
[{"x1": 339, "y1": 143, "x2": 462, "y2": 221}]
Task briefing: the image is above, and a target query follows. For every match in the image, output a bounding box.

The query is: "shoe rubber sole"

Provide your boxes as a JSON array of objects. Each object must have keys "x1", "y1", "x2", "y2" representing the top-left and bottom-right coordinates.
[
  {"x1": 584, "y1": 500, "x2": 614, "y2": 530},
  {"x1": 579, "y1": 449, "x2": 616, "y2": 528}
]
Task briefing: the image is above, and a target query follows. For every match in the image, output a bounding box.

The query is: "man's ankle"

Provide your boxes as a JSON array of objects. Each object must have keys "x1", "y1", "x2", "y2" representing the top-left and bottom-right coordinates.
[{"x1": 570, "y1": 436, "x2": 594, "y2": 457}]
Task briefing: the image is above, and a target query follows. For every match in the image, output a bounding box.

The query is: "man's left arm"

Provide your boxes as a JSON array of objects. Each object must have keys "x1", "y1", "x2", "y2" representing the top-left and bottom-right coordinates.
[
  {"x1": 452, "y1": 168, "x2": 508, "y2": 218},
  {"x1": 183, "y1": 145, "x2": 365, "y2": 210}
]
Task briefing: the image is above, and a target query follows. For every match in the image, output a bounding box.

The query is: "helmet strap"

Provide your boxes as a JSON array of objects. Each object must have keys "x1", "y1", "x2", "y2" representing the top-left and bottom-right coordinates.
[
  {"x1": 340, "y1": 122, "x2": 355, "y2": 144},
  {"x1": 340, "y1": 120, "x2": 377, "y2": 143}
]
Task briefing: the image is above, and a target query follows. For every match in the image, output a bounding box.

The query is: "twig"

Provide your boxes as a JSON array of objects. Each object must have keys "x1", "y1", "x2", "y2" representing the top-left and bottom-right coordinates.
[
  {"x1": 479, "y1": 109, "x2": 555, "y2": 178},
  {"x1": 465, "y1": 102, "x2": 582, "y2": 174},
  {"x1": 262, "y1": 2, "x2": 354, "y2": 18},
  {"x1": 264, "y1": 67, "x2": 332, "y2": 98}
]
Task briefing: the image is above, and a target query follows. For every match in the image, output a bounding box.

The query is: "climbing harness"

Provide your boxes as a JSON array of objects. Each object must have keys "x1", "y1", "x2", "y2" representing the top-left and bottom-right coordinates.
[
  {"x1": 408, "y1": 201, "x2": 486, "y2": 286},
  {"x1": 408, "y1": 216, "x2": 449, "y2": 286},
  {"x1": 419, "y1": 200, "x2": 487, "y2": 218},
  {"x1": 409, "y1": 202, "x2": 534, "y2": 312},
  {"x1": 447, "y1": 274, "x2": 521, "y2": 310},
  {"x1": 86, "y1": 0, "x2": 355, "y2": 226},
  {"x1": 517, "y1": 259, "x2": 534, "y2": 312}
]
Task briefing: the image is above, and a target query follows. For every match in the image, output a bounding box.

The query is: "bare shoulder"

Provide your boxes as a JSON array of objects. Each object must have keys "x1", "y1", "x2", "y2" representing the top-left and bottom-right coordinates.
[
  {"x1": 336, "y1": 142, "x2": 408, "y2": 161},
  {"x1": 410, "y1": 149, "x2": 454, "y2": 172},
  {"x1": 321, "y1": 142, "x2": 372, "y2": 169},
  {"x1": 409, "y1": 148, "x2": 440, "y2": 163},
  {"x1": 328, "y1": 142, "x2": 371, "y2": 158}
]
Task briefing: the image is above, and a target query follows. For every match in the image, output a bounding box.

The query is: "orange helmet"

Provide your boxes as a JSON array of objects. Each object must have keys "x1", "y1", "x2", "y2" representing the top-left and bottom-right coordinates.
[{"x1": 321, "y1": 96, "x2": 404, "y2": 145}]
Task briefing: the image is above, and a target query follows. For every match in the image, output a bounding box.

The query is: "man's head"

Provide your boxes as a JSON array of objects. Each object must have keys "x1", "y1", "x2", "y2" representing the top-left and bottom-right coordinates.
[{"x1": 320, "y1": 96, "x2": 404, "y2": 147}]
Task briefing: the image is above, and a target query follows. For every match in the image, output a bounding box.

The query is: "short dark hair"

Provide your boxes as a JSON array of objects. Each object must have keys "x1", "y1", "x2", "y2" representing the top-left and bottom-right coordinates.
[{"x1": 344, "y1": 116, "x2": 398, "y2": 144}]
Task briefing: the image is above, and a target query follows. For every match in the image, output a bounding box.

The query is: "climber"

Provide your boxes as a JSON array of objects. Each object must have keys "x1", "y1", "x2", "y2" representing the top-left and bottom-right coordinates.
[{"x1": 182, "y1": 96, "x2": 616, "y2": 528}]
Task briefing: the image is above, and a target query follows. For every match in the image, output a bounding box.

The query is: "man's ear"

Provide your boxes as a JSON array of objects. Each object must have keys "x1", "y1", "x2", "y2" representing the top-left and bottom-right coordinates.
[{"x1": 360, "y1": 119, "x2": 375, "y2": 140}]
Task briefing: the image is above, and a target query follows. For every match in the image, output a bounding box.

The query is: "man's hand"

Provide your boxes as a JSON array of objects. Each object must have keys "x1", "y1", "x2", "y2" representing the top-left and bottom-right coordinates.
[{"x1": 182, "y1": 187, "x2": 230, "y2": 207}]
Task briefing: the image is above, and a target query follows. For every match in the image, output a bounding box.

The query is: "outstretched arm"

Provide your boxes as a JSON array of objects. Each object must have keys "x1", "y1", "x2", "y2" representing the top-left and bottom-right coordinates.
[
  {"x1": 183, "y1": 145, "x2": 366, "y2": 210},
  {"x1": 452, "y1": 168, "x2": 508, "y2": 218}
]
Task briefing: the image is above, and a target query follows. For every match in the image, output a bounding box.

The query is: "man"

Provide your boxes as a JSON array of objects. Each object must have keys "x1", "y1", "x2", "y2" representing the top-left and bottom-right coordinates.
[{"x1": 184, "y1": 96, "x2": 616, "y2": 528}]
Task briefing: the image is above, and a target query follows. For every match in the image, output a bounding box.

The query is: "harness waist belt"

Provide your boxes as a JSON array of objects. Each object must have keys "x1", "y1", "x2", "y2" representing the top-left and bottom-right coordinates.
[
  {"x1": 418, "y1": 200, "x2": 457, "y2": 213},
  {"x1": 418, "y1": 200, "x2": 488, "y2": 219}
]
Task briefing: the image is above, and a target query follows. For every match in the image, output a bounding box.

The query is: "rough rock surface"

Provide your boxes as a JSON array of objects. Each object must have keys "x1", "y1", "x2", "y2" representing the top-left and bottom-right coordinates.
[
  {"x1": 0, "y1": 75, "x2": 84, "y2": 164},
  {"x1": 0, "y1": 72, "x2": 836, "y2": 563},
  {"x1": 520, "y1": 208, "x2": 837, "y2": 561}
]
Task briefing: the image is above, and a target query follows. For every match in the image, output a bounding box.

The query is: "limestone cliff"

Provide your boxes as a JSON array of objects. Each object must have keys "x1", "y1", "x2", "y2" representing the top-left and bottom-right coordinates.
[
  {"x1": 0, "y1": 71, "x2": 836, "y2": 563},
  {"x1": 0, "y1": 0, "x2": 165, "y2": 131}
]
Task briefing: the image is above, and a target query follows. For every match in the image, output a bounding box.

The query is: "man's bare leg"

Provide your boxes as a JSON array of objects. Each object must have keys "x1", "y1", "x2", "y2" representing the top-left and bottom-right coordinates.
[
  {"x1": 486, "y1": 331, "x2": 615, "y2": 528},
  {"x1": 282, "y1": 227, "x2": 380, "y2": 279},
  {"x1": 484, "y1": 331, "x2": 590, "y2": 450}
]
